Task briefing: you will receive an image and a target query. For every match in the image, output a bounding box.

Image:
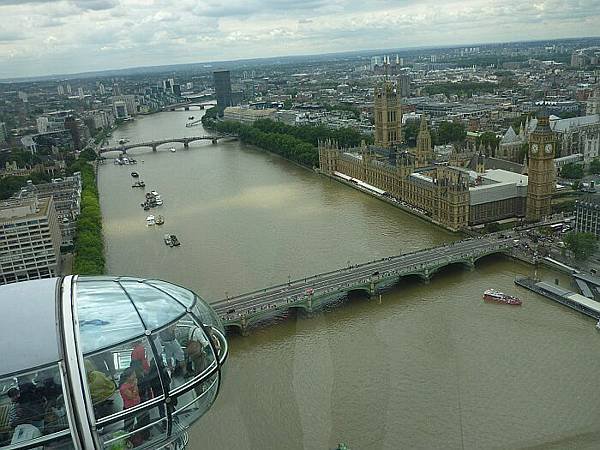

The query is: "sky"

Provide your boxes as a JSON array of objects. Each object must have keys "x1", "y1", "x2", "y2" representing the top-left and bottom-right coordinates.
[{"x1": 0, "y1": 0, "x2": 599, "y2": 79}]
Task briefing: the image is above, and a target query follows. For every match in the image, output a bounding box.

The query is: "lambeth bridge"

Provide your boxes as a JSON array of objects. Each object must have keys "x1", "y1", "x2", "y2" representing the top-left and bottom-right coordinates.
[
  {"x1": 212, "y1": 236, "x2": 516, "y2": 335},
  {"x1": 99, "y1": 134, "x2": 232, "y2": 154}
]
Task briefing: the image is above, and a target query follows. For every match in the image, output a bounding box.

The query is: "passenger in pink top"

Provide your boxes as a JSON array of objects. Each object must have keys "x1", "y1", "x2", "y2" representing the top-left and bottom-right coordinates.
[{"x1": 119, "y1": 367, "x2": 140, "y2": 431}]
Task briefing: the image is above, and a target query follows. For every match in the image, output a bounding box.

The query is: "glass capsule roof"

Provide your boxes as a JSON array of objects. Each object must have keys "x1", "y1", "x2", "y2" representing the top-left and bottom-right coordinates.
[
  {"x1": 75, "y1": 276, "x2": 220, "y2": 355},
  {"x1": 0, "y1": 276, "x2": 224, "y2": 375},
  {"x1": 0, "y1": 275, "x2": 228, "y2": 450}
]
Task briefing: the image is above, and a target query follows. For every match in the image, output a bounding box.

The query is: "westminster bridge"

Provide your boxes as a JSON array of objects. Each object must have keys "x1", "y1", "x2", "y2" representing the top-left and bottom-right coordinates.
[
  {"x1": 99, "y1": 134, "x2": 233, "y2": 154},
  {"x1": 212, "y1": 236, "x2": 517, "y2": 335}
]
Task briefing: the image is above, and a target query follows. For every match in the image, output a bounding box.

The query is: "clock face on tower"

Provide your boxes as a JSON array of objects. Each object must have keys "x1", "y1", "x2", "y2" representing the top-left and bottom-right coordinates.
[
  {"x1": 545, "y1": 143, "x2": 553, "y2": 154},
  {"x1": 531, "y1": 144, "x2": 538, "y2": 154}
]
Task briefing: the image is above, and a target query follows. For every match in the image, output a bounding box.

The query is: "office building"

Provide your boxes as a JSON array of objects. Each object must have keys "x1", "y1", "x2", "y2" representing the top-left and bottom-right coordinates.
[
  {"x1": 18, "y1": 174, "x2": 82, "y2": 248},
  {"x1": 0, "y1": 196, "x2": 62, "y2": 285},
  {"x1": 113, "y1": 100, "x2": 128, "y2": 119},
  {"x1": 0, "y1": 122, "x2": 7, "y2": 144},
  {"x1": 588, "y1": 86, "x2": 600, "y2": 115},
  {"x1": 214, "y1": 70, "x2": 233, "y2": 116},
  {"x1": 575, "y1": 196, "x2": 600, "y2": 236},
  {"x1": 223, "y1": 106, "x2": 277, "y2": 124}
]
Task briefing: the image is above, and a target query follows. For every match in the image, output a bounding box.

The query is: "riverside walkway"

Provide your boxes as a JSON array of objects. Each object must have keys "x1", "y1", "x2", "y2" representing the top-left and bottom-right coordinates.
[{"x1": 212, "y1": 235, "x2": 516, "y2": 334}]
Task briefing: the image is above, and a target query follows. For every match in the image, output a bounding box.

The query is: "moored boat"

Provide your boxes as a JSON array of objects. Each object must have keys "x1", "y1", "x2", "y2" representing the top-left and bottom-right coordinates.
[
  {"x1": 170, "y1": 234, "x2": 180, "y2": 246},
  {"x1": 146, "y1": 215, "x2": 156, "y2": 226},
  {"x1": 170, "y1": 147, "x2": 176, "y2": 153},
  {"x1": 164, "y1": 234, "x2": 173, "y2": 246},
  {"x1": 155, "y1": 215, "x2": 164, "y2": 225},
  {"x1": 483, "y1": 289, "x2": 522, "y2": 305},
  {"x1": 131, "y1": 171, "x2": 139, "y2": 178}
]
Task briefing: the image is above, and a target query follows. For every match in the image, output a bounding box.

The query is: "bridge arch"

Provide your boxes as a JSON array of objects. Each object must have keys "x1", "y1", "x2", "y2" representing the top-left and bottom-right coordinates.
[
  {"x1": 123, "y1": 144, "x2": 155, "y2": 152},
  {"x1": 472, "y1": 250, "x2": 505, "y2": 264},
  {"x1": 346, "y1": 286, "x2": 372, "y2": 297},
  {"x1": 427, "y1": 259, "x2": 475, "y2": 278},
  {"x1": 153, "y1": 141, "x2": 186, "y2": 149}
]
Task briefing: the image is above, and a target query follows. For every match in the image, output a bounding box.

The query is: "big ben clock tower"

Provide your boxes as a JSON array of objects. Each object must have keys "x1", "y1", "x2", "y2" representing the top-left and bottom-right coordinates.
[{"x1": 526, "y1": 109, "x2": 556, "y2": 222}]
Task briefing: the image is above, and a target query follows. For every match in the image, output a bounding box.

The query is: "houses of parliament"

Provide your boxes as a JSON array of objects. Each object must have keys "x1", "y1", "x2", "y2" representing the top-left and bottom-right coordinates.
[{"x1": 318, "y1": 80, "x2": 556, "y2": 231}]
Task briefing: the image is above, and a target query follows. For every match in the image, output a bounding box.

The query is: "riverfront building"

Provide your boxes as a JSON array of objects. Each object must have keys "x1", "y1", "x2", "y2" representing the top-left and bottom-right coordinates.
[
  {"x1": 0, "y1": 196, "x2": 62, "y2": 285},
  {"x1": 223, "y1": 106, "x2": 277, "y2": 124},
  {"x1": 17, "y1": 173, "x2": 82, "y2": 247},
  {"x1": 319, "y1": 80, "x2": 554, "y2": 230}
]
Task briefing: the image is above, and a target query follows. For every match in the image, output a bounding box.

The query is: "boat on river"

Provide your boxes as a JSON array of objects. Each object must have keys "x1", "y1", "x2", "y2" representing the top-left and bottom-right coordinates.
[
  {"x1": 164, "y1": 234, "x2": 173, "y2": 246},
  {"x1": 170, "y1": 147, "x2": 176, "y2": 153},
  {"x1": 170, "y1": 234, "x2": 180, "y2": 246},
  {"x1": 483, "y1": 289, "x2": 522, "y2": 305},
  {"x1": 131, "y1": 171, "x2": 139, "y2": 178},
  {"x1": 155, "y1": 216, "x2": 164, "y2": 225},
  {"x1": 146, "y1": 215, "x2": 155, "y2": 226}
]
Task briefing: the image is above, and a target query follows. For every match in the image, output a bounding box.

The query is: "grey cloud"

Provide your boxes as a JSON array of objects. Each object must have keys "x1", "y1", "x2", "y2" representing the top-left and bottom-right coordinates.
[
  {"x1": 0, "y1": 0, "x2": 117, "y2": 9},
  {"x1": 192, "y1": 0, "x2": 329, "y2": 17},
  {"x1": 72, "y1": 0, "x2": 117, "y2": 10},
  {"x1": 0, "y1": 0, "x2": 56, "y2": 4},
  {"x1": 0, "y1": 31, "x2": 26, "y2": 42}
]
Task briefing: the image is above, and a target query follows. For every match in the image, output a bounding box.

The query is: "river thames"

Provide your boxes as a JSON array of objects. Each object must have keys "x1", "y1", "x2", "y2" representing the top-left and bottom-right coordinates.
[{"x1": 98, "y1": 109, "x2": 600, "y2": 450}]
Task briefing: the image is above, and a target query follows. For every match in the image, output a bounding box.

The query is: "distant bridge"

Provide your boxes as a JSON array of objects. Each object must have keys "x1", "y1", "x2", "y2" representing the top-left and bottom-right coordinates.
[
  {"x1": 163, "y1": 98, "x2": 215, "y2": 111},
  {"x1": 212, "y1": 236, "x2": 516, "y2": 335},
  {"x1": 99, "y1": 134, "x2": 234, "y2": 154}
]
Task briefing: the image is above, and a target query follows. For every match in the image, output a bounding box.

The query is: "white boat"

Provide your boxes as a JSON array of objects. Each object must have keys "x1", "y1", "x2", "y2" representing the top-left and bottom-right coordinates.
[
  {"x1": 150, "y1": 191, "x2": 159, "y2": 197},
  {"x1": 146, "y1": 215, "x2": 156, "y2": 226},
  {"x1": 170, "y1": 147, "x2": 176, "y2": 153},
  {"x1": 164, "y1": 234, "x2": 173, "y2": 246},
  {"x1": 155, "y1": 199, "x2": 163, "y2": 206},
  {"x1": 596, "y1": 320, "x2": 600, "y2": 330}
]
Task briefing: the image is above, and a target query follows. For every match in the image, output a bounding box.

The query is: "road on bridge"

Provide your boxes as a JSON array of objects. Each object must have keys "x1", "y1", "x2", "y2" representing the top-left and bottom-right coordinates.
[{"x1": 212, "y1": 236, "x2": 515, "y2": 320}]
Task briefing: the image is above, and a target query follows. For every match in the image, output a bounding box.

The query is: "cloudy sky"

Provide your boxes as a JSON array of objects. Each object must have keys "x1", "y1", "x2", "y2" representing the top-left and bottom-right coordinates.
[{"x1": 0, "y1": 0, "x2": 599, "y2": 79}]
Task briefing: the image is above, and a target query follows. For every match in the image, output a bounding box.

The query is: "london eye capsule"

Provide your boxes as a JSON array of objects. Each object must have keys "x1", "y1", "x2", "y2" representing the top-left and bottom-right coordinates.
[{"x1": 0, "y1": 276, "x2": 228, "y2": 449}]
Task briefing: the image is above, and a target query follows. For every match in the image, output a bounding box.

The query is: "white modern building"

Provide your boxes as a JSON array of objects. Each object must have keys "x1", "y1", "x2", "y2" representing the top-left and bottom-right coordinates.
[
  {"x1": 36, "y1": 110, "x2": 75, "y2": 134},
  {"x1": 223, "y1": 106, "x2": 277, "y2": 124}
]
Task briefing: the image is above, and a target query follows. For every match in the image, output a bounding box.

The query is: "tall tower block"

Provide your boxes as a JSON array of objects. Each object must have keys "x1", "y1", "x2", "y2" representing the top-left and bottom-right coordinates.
[
  {"x1": 526, "y1": 109, "x2": 556, "y2": 222},
  {"x1": 374, "y1": 81, "x2": 402, "y2": 149}
]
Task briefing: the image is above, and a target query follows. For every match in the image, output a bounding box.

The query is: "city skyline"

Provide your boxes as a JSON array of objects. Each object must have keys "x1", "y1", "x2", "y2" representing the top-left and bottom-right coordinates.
[{"x1": 1, "y1": 0, "x2": 600, "y2": 79}]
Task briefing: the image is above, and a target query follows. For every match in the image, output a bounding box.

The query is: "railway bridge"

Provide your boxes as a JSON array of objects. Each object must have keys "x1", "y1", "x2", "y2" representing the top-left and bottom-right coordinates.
[{"x1": 212, "y1": 236, "x2": 516, "y2": 335}]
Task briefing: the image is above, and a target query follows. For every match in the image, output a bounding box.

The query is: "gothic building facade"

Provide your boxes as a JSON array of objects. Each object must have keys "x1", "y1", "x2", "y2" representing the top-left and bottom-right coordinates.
[{"x1": 318, "y1": 80, "x2": 538, "y2": 231}]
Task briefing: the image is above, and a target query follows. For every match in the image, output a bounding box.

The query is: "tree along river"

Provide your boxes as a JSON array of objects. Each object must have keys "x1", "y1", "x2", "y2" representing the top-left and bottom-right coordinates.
[{"x1": 98, "y1": 109, "x2": 600, "y2": 450}]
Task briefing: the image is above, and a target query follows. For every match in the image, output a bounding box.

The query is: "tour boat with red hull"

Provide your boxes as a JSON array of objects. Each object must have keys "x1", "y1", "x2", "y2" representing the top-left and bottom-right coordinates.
[{"x1": 483, "y1": 289, "x2": 522, "y2": 305}]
